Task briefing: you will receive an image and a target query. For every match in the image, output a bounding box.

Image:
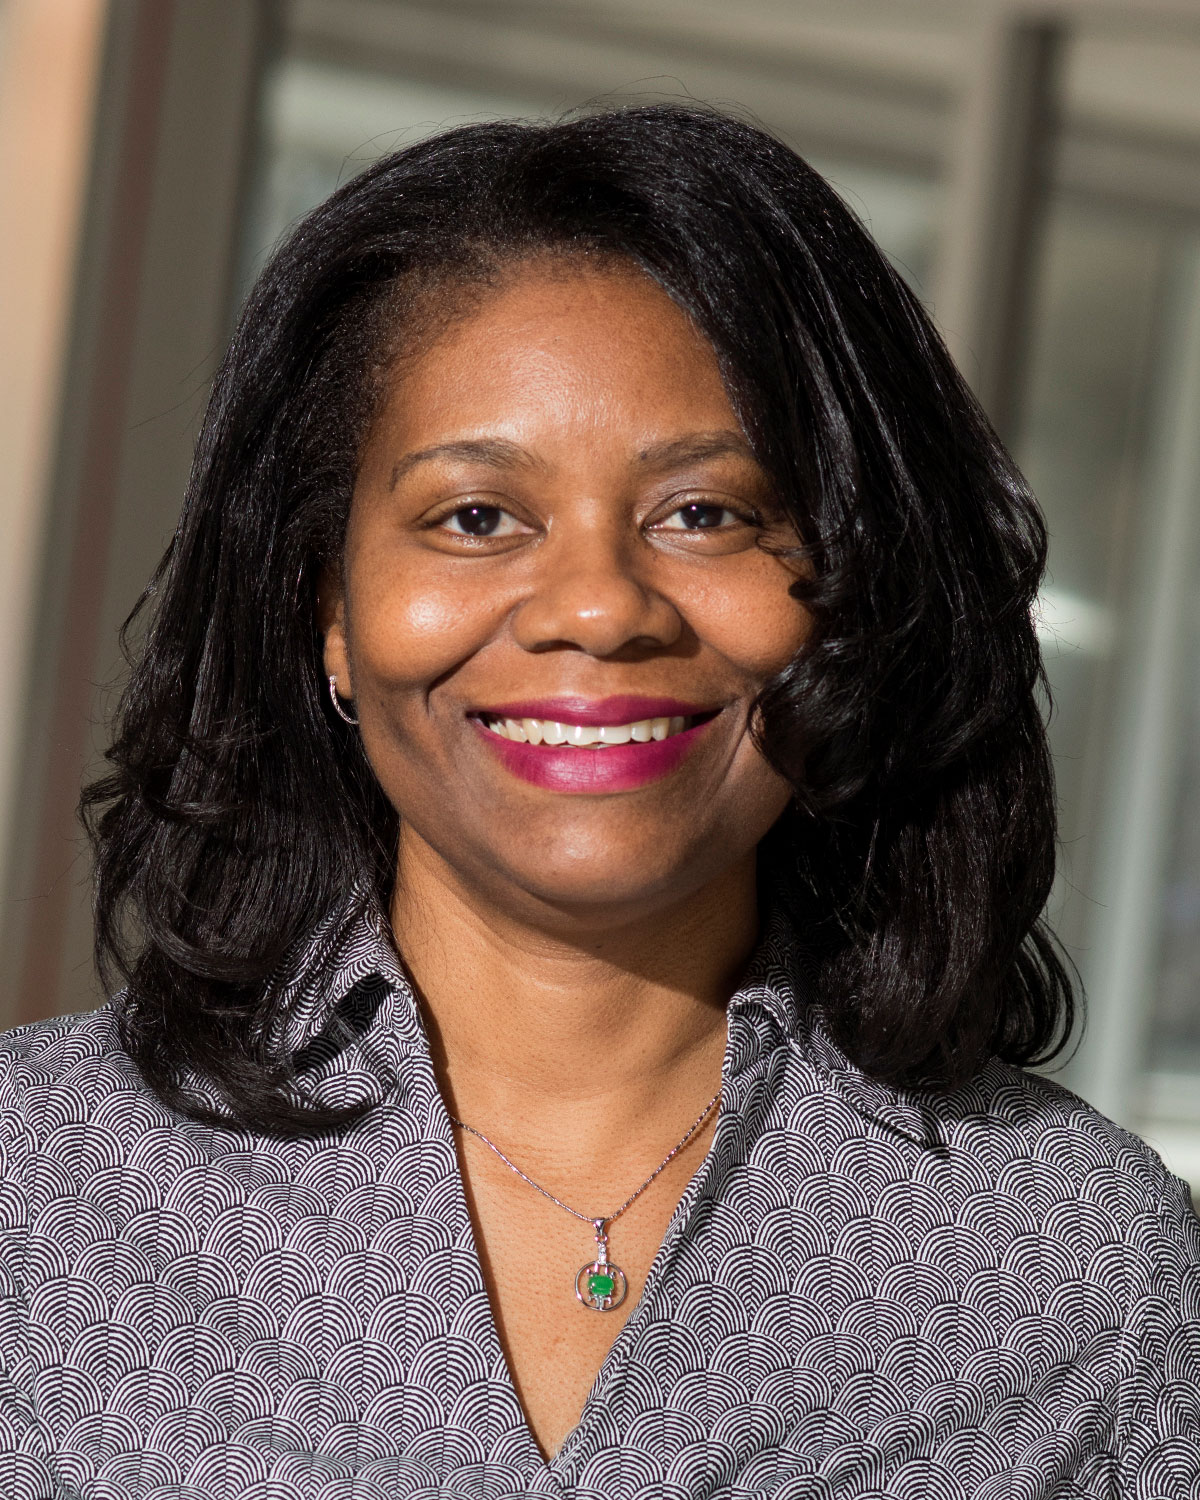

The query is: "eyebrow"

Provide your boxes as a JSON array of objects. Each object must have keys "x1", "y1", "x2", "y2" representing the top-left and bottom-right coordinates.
[
  {"x1": 387, "y1": 429, "x2": 757, "y2": 491},
  {"x1": 634, "y1": 431, "x2": 757, "y2": 471},
  {"x1": 389, "y1": 439, "x2": 543, "y2": 490}
]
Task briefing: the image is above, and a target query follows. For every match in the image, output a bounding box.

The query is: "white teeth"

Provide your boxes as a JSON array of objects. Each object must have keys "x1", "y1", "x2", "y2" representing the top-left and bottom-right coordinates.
[{"x1": 480, "y1": 713, "x2": 700, "y2": 745}]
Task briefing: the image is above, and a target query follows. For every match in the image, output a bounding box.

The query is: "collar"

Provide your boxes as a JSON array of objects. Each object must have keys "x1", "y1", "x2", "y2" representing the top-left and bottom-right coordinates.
[
  {"x1": 267, "y1": 894, "x2": 424, "y2": 1086},
  {"x1": 276, "y1": 894, "x2": 945, "y2": 1148},
  {"x1": 725, "y1": 901, "x2": 945, "y2": 1149}
]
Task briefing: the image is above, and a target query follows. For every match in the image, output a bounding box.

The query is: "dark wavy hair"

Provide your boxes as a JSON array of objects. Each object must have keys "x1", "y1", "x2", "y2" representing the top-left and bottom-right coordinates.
[{"x1": 83, "y1": 102, "x2": 1075, "y2": 1133}]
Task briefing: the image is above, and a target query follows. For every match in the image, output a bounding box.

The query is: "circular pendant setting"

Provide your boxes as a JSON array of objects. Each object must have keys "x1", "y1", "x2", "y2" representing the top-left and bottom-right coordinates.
[{"x1": 576, "y1": 1259, "x2": 628, "y2": 1311}]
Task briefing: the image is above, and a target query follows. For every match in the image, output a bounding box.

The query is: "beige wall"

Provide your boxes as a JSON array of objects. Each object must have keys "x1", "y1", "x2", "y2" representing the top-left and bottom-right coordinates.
[
  {"x1": 0, "y1": 0, "x2": 268, "y2": 1029},
  {"x1": 0, "y1": 0, "x2": 106, "y2": 963}
]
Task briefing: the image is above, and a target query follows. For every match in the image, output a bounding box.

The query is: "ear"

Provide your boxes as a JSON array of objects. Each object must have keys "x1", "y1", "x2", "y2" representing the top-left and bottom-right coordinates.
[{"x1": 316, "y1": 563, "x2": 352, "y2": 697}]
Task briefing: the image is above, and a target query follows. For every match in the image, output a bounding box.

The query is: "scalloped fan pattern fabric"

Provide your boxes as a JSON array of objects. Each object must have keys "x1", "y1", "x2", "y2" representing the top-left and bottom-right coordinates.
[{"x1": 1, "y1": 904, "x2": 1198, "y2": 1499}]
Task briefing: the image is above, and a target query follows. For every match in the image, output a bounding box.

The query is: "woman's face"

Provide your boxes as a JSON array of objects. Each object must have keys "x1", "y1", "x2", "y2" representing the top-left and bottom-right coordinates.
[{"x1": 323, "y1": 258, "x2": 809, "y2": 921}]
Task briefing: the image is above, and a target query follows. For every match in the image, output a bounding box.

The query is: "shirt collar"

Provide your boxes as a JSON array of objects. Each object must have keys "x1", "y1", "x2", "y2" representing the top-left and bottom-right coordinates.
[
  {"x1": 724, "y1": 901, "x2": 945, "y2": 1150},
  {"x1": 264, "y1": 895, "x2": 425, "y2": 1105},
  {"x1": 276, "y1": 893, "x2": 944, "y2": 1148}
]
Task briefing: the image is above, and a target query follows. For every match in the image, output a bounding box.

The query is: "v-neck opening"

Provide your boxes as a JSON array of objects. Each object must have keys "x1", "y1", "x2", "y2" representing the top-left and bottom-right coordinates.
[
  {"x1": 341, "y1": 901, "x2": 798, "y2": 1485},
  {"x1": 435, "y1": 1018, "x2": 756, "y2": 1486},
  {"x1": 542, "y1": 1093, "x2": 732, "y2": 1476}
]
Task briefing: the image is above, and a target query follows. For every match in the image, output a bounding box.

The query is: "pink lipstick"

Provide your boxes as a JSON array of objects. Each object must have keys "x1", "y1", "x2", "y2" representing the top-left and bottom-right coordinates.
[{"x1": 468, "y1": 697, "x2": 720, "y2": 793}]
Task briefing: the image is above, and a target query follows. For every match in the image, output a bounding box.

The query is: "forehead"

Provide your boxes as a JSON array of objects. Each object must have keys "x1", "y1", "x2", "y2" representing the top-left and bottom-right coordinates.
[{"x1": 370, "y1": 258, "x2": 740, "y2": 453}]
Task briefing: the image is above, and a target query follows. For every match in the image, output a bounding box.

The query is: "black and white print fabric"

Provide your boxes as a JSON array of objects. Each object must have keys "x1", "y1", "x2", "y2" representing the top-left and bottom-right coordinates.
[{"x1": 1, "y1": 903, "x2": 1199, "y2": 1499}]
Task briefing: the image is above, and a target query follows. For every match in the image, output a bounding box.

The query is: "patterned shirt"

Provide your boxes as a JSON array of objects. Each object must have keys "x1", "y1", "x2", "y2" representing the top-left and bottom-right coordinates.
[{"x1": 1, "y1": 902, "x2": 1198, "y2": 1500}]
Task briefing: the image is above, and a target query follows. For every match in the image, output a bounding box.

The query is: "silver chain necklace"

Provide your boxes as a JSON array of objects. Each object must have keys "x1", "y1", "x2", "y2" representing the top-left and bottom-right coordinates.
[{"x1": 450, "y1": 1088, "x2": 721, "y2": 1311}]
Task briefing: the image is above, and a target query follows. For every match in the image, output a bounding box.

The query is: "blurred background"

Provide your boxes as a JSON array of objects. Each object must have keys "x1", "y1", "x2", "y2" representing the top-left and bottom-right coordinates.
[{"x1": 1, "y1": 0, "x2": 1198, "y2": 1181}]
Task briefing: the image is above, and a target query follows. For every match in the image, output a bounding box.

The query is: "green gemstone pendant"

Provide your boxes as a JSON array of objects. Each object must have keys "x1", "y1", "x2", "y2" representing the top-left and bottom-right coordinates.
[{"x1": 576, "y1": 1220, "x2": 628, "y2": 1312}]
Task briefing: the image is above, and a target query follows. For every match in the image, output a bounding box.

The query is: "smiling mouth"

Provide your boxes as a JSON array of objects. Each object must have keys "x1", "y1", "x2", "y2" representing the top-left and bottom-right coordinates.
[{"x1": 474, "y1": 711, "x2": 717, "y2": 747}]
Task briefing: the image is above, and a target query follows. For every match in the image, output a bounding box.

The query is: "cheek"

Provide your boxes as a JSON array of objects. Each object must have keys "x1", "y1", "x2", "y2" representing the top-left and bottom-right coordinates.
[
  {"x1": 688, "y1": 559, "x2": 809, "y2": 680},
  {"x1": 347, "y1": 554, "x2": 501, "y2": 697}
]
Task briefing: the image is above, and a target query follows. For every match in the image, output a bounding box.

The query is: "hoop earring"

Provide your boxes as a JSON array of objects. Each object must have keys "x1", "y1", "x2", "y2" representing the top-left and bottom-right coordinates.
[{"x1": 328, "y1": 674, "x2": 358, "y2": 726}]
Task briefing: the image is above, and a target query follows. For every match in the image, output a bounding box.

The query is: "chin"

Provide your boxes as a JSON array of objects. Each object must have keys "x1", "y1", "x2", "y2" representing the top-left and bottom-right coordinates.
[{"x1": 503, "y1": 846, "x2": 729, "y2": 925}]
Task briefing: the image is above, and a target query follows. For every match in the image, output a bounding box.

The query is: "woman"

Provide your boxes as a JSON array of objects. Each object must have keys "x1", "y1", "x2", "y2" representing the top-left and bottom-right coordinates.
[{"x1": 1, "y1": 103, "x2": 1197, "y2": 1499}]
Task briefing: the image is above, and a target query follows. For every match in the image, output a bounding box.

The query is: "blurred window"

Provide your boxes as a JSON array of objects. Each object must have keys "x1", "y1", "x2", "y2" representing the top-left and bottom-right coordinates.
[
  {"x1": 242, "y1": 0, "x2": 1200, "y2": 1184},
  {"x1": 1156, "y1": 579, "x2": 1200, "y2": 1069},
  {"x1": 241, "y1": 64, "x2": 548, "y2": 295},
  {"x1": 1013, "y1": 23, "x2": 1200, "y2": 1184},
  {"x1": 241, "y1": 19, "x2": 948, "y2": 307}
]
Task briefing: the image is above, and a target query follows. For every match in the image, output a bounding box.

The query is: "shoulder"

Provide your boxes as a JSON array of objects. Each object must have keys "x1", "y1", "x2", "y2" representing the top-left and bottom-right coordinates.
[
  {"x1": 961, "y1": 1058, "x2": 1177, "y2": 1177},
  {"x1": 797, "y1": 1010, "x2": 1195, "y2": 1221},
  {"x1": 943, "y1": 1058, "x2": 1200, "y2": 1254},
  {"x1": 0, "y1": 1003, "x2": 158, "y2": 1146}
]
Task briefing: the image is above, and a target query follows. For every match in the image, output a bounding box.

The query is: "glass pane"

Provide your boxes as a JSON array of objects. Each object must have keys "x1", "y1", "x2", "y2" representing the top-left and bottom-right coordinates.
[
  {"x1": 245, "y1": 14, "x2": 945, "y2": 315},
  {"x1": 1154, "y1": 582, "x2": 1200, "y2": 1069},
  {"x1": 250, "y1": 10, "x2": 1200, "y2": 1161},
  {"x1": 810, "y1": 158, "x2": 941, "y2": 299},
  {"x1": 1015, "y1": 203, "x2": 1167, "y2": 960},
  {"x1": 1066, "y1": 26, "x2": 1200, "y2": 141},
  {"x1": 1068, "y1": 13, "x2": 1200, "y2": 1128},
  {"x1": 1017, "y1": 17, "x2": 1200, "y2": 1190},
  {"x1": 1142, "y1": 236, "x2": 1200, "y2": 1082},
  {"x1": 239, "y1": 60, "x2": 550, "y2": 292}
]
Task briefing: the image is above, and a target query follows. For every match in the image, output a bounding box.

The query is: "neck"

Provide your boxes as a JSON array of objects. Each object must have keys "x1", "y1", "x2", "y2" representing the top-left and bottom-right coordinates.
[{"x1": 389, "y1": 834, "x2": 759, "y2": 1139}]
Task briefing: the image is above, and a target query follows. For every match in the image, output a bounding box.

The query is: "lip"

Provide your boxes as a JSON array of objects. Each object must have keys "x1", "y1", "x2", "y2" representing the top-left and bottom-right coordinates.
[
  {"x1": 469, "y1": 702, "x2": 722, "y2": 794},
  {"x1": 471, "y1": 696, "x2": 716, "y2": 726}
]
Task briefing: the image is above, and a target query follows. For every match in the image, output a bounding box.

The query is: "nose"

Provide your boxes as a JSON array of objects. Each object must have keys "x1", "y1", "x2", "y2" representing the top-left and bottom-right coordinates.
[{"x1": 510, "y1": 522, "x2": 683, "y2": 657}]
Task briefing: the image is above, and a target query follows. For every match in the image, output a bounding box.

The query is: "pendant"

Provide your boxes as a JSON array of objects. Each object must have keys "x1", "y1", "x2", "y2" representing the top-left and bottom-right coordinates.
[{"x1": 576, "y1": 1219, "x2": 628, "y2": 1311}]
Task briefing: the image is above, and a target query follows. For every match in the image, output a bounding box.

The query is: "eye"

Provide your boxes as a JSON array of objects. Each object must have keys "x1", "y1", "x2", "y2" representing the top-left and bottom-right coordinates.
[
  {"x1": 656, "y1": 501, "x2": 753, "y2": 531},
  {"x1": 438, "y1": 505, "x2": 528, "y2": 538}
]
